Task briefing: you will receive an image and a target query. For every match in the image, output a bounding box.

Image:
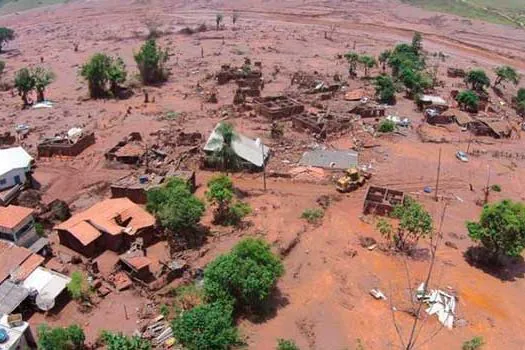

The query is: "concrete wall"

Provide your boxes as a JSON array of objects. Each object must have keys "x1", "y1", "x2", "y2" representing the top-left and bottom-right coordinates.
[
  {"x1": 0, "y1": 215, "x2": 38, "y2": 248},
  {"x1": 0, "y1": 168, "x2": 27, "y2": 191}
]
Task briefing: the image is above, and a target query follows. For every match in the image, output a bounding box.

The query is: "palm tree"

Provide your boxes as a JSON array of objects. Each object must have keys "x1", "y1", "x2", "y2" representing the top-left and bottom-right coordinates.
[{"x1": 211, "y1": 122, "x2": 239, "y2": 173}]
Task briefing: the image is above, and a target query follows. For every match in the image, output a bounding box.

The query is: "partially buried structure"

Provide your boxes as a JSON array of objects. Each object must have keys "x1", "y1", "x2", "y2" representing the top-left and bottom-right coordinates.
[
  {"x1": 254, "y1": 96, "x2": 304, "y2": 120},
  {"x1": 363, "y1": 186, "x2": 405, "y2": 216},
  {"x1": 37, "y1": 128, "x2": 95, "y2": 158},
  {"x1": 0, "y1": 147, "x2": 33, "y2": 206},
  {"x1": 55, "y1": 198, "x2": 156, "y2": 258},
  {"x1": 203, "y1": 124, "x2": 270, "y2": 170}
]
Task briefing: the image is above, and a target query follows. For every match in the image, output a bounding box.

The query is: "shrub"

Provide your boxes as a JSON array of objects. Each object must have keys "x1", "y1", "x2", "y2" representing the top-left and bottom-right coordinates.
[
  {"x1": 206, "y1": 175, "x2": 250, "y2": 226},
  {"x1": 378, "y1": 119, "x2": 395, "y2": 133},
  {"x1": 376, "y1": 218, "x2": 393, "y2": 239},
  {"x1": 0, "y1": 27, "x2": 14, "y2": 53},
  {"x1": 134, "y1": 39, "x2": 169, "y2": 85},
  {"x1": 390, "y1": 196, "x2": 433, "y2": 251},
  {"x1": 0, "y1": 60, "x2": 5, "y2": 77},
  {"x1": 101, "y1": 331, "x2": 152, "y2": 350},
  {"x1": 277, "y1": 338, "x2": 300, "y2": 350},
  {"x1": 67, "y1": 271, "x2": 91, "y2": 301},
  {"x1": 35, "y1": 222, "x2": 45, "y2": 236},
  {"x1": 37, "y1": 324, "x2": 85, "y2": 350},
  {"x1": 147, "y1": 178, "x2": 204, "y2": 232},
  {"x1": 204, "y1": 238, "x2": 284, "y2": 310},
  {"x1": 467, "y1": 200, "x2": 525, "y2": 259},
  {"x1": 80, "y1": 53, "x2": 127, "y2": 98},
  {"x1": 456, "y1": 90, "x2": 479, "y2": 112},
  {"x1": 490, "y1": 184, "x2": 501, "y2": 192},
  {"x1": 172, "y1": 302, "x2": 239, "y2": 350},
  {"x1": 301, "y1": 208, "x2": 324, "y2": 224},
  {"x1": 374, "y1": 74, "x2": 396, "y2": 104},
  {"x1": 494, "y1": 65, "x2": 519, "y2": 87},
  {"x1": 462, "y1": 336, "x2": 484, "y2": 350},
  {"x1": 465, "y1": 69, "x2": 490, "y2": 91}
]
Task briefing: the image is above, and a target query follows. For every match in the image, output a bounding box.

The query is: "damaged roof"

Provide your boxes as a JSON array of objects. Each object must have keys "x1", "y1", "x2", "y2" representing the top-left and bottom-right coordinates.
[
  {"x1": 203, "y1": 124, "x2": 270, "y2": 167},
  {"x1": 0, "y1": 240, "x2": 34, "y2": 283},
  {"x1": 299, "y1": 149, "x2": 358, "y2": 169},
  {"x1": 55, "y1": 198, "x2": 155, "y2": 246},
  {"x1": 420, "y1": 95, "x2": 447, "y2": 105}
]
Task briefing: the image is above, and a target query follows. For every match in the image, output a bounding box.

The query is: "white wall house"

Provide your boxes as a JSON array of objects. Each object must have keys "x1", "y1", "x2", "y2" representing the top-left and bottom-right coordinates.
[
  {"x1": 0, "y1": 147, "x2": 33, "y2": 191},
  {"x1": 0, "y1": 206, "x2": 38, "y2": 248}
]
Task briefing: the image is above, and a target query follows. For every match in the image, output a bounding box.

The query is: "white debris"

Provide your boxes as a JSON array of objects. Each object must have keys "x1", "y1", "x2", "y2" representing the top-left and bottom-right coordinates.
[
  {"x1": 416, "y1": 282, "x2": 456, "y2": 329},
  {"x1": 370, "y1": 288, "x2": 387, "y2": 300}
]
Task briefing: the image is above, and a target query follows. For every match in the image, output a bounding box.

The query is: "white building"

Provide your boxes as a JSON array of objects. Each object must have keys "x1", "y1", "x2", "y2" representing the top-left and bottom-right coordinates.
[
  {"x1": 0, "y1": 147, "x2": 33, "y2": 191},
  {"x1": 0, "y1": 314, "x2": 35, "y2": 350},
  {"x1": 0, "y1": 206, "x2": 38, "y2": 248}
]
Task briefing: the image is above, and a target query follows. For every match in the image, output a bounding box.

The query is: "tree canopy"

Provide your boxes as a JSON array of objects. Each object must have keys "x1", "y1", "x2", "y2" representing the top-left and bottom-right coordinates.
[
  {"x1": 465, "y1": 69, "x2": 490, "y2": 91},
  {"x1": 206, "y1": 175, "x2": 251, "y2": 226},
  {"x1": 134, "y1": 39, "x2": 169, "y2": 85},
  {"x1": 344, "y1": 51, "x2": 359, "y2": 78},
  {"x1": 358, "y1": 55, "x2": 377, "y2": 77},
  {"x1": 32, "y1": 66, "x2": 55, "y2": 102},
  {"x1": 204, "y1": 237, "x2": 284, "y2": 310},
  {"x1": 389, "y1": 196, "x2": 433, "y2": 251},
  {"x1": 0, "y1": 27, "x2": 14, "y2": 53},
  {"x1": 467, "y1": 200, "x2": 525, "y2": 258},
  {"x1": 101, "y1": 331, "x2": 152, "y2": 350},
  {"x1": 456, "y1": 90, "x2": 479, "y2": 112},
  {"x1": 277, "y1": 339, "x2": 300, "y2": 350},
  {"x1": 374, "y1": 74, "x2": 396, "y2": 104},
  {"x1": 37, "y1": 324, "x2": 85, "y2": 350},
  {"x1": 80, "y1": 53, "x2": 127, "y2": 98},
  {"x1": 209, "y1": 122, "x2": 239, "y2": 172},
  {"x1": 172, "y1": 301, "x2": 239, "y2": 350},
  {"x1": 14, "y1": 68, "x2": 35, "y2": 107},
  {"x1": 494, "y1": 65, "x2": 520, "y2": 87},
  {"x1": 147, "y1": 177, "x2": 205, "y2": 232}
]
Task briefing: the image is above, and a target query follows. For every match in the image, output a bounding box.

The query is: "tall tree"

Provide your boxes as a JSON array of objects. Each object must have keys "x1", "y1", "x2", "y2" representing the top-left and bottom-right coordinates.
[
  {"x1": 456, "y1": 90, "x2": 479, "y2": 112},
  {"x1": 32, "y1": 67, "x2": 55, "y2": 102},
  {"x1": 465, "y1": 69, "x2": 490, "y2": 91},
  {"x1": 374, "y1": 74, "x2": 396, "y2": 104},
  {"x1": 494, "y1": 65, "x2": 520, "y2": 87},
  {"x1": 378, "y1": 50, "x2": 391, "y2": 72},
  {"x1": 14, "y1": 68, "x2": 35, "y2": 107},
  {"x1": 344, "y1": 51, "x2": 359, "y2": 78},
  {"x1": 358, "y1": 55, "x2": 377, "y2": 77},
  {"x1": 211, "y1": 122, "x2": 239, "y2": 172},
  {"x1": 0, "y1": 27, "x2": 14, "y2": 53},
  {"x1": 134, "y1": 39, "x2": 169, "y2": 85},
  {"x1": 216, "y1": 13, "x2": 224, "y2": 31},
  {"x1": 411, "y1": 32, "x2": 423, "y2": 55},
  {"x1": 80, "y1": 53, "x2": 127, "y2": 98}
]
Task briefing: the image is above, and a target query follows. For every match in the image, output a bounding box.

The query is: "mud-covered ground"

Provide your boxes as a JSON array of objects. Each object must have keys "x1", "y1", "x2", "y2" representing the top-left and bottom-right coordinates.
[{"x1": 1, "y1": 0, "x2": 525, "y2": 349}]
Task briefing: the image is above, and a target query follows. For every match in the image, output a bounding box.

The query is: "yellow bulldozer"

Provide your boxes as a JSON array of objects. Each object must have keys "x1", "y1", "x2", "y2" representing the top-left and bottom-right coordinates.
[{"x1": 336, "y1": 168, "x2": 371, "y2": 193}]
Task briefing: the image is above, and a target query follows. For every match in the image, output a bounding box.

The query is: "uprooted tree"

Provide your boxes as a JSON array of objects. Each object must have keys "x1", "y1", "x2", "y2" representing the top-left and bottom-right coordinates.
[
  {"x1": 379, "y1": 196, "x2": 433, "y2": 252},
  {"x1": 80, "y1": 53, "x2": 127, "y2": 98},
  {"x1": 467, "y1": 199, "x2": 525, "y2": 262},
  {"x1": 134, "y1": 39, "x2": 169, "y2": 85}
]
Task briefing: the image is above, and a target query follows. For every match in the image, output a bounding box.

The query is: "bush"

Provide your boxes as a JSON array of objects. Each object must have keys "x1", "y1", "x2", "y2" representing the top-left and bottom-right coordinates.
[
  {"x1": 80, "y1": 53, "x2": 127, "y2": 98},
  {"x1": 456, "y1": 90, "x2": 479, "y2": 112},
  {"x1": 204, "y1": 238, "x2": 284, "y2": 310},
  {"x1": 67, "y1": 271, "x2": 91, "y2": 301},
  {"x1": 467, "y1": 200, "x2": 525, "y2": 259},
  {"x1": 35, "y1": 222, "x2": 45, "y2": 237},
  {"x1": 494, "y1": 66, "x2": 519, "y2": 87},
  {"x1": 490, "y1": 184, "x2": 501, "y2": 192},
  {"x1": 277, "y1": 338, "x2": 300, "y2": 350},
  {"x1": 378, "y1": 119, "x2": 395, "y2": 133},
  {"x1": 173, "y1": 283, "x2": 204, "y2": 312},
  {"x1": 37, "y1": 324, "x2": 85, "y2": 350},
  {"x1": 465, "y1": 69, "x2": 490, "y2": 91},
  {"x1": 374, "y1": 74, "x2": 396, "y2": 104},
  {"x1": 172, "y1": 302, "x2": 239, "y2": 350},
  {"x1": 462, "y1": 336, "x2": 484, "y2": 350},
  {"x1": 147, "y1": 178, "x2": 205, "y2": 232},
  {"x1": 101, "y1": 331, "x2": 152, "y2": 350},
  {"x1": 206, "y1": 175, "x2": 250, "y2": 226},
  {"x1": 301, "y1": 208, "x2": 324, "y2": 224},
  {"x1": 0, "y1": 27, "x2": 14, "y2": 53},
  {"x1": 134, "y1": 39, "x2": 169, "y2": 85},
  {"x1": 390, "y1": 196, "x2": 433, "y2": 251}
]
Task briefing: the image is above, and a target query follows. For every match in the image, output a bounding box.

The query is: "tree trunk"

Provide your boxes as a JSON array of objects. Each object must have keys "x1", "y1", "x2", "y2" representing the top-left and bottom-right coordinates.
[{"x1": 36, "y1": 89, "x2": 45, "y2": 103}]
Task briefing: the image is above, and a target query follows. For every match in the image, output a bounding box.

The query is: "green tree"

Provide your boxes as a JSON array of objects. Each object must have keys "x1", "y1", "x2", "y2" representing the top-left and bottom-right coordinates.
[
  {"x1": 277, "y1": 338, "x2": 300, "y2": 350},
  {"x1": 37, "y1": 324, "x2": 85, "y2": 350},
  {"x1": 80, "y1": 54, "x2": 126, "y2": 98},
  {"x1": 216, "y1": 13, "x2": 224, "y2": 31},
  {"x1": 465, "y1": 69, "x2": 490, "y2": 91},
  {"x1": 134, "y1": 39, "x2": 169, "y2": 85},
  {"x1": 206, "y1": 175, "x2": 251, "y2": 225},
  {"x1": 388, "y1": 43, "x2": 424, "y2": 77},
  {"x1": 456, "y1": 90, "x2": 479, "y2": 112},
  {"x1": 32, "y1": 66, "x2": 55, "y2": 102},
  {"x1": 344, "y1": 51, "x2": 359, "y2": 78},
  {"x1": 411, "y1": 32, "x2": 423, "y2": 55},
  {"x1": 172, "y1": 301, "x2": 239, "y2": 350},
  {"x1": 0, "y1": 27, "x2": 14, "y2": 53},
  {"x1": 467, "y1": 200, "x2": 525, "y2": 259},
  {"x1": 378, "y1": 119, "x2": 395, "y2": 133},
  {"x1": 517, "y1": 88, "x2": 525, "y2": 102},
  {"x1": 374, "y1": 74, "x2": 396, "y2": 104},
  {"x1": 390, "y1": 196, "x2": 433, "y2": 251},
  {"x1": 378, "y1": 50, "x2": 391, "y2": 72},
  {"x1": 399, "y1": 67, "x2": 432, "y2": 98},
  {"x1": 147, "y1": 177, "x2": 204, "y2": 232},
  {"x1": 67, "y1": 271, "x2": 91, "y2": 301},
  {"x1": 210, "y1": 122, "x2": 239, "y2": 172},
  {"x1": 358, "y1": 55, "x2": 377, "y2": 77},
  {"x1": 204, "y1": 238, "x2": 284, "y2": 310},
  {"x1": 494, "y1": 65, "x2": 519, "y2": 87},
  {"x1": 101, "y1": 331, "x2": 152, "y2": 350},
  {"x1": 14, "y1": 68, "x2": 35, "y2": 107}
]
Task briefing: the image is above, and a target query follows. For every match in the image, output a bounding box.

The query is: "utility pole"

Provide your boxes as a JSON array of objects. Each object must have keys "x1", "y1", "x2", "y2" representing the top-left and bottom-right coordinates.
[
  {"x1": 484, "y1": 165, "x2": 491, "y2": 204},
  {"x1": 261, "y1": 141, "x2": 267, "y2": 192},
  {"x1": 466, "y1": 134, "x2": 473, "y2": 154},
  {"x1": 434, "y1": 148, "x2": 442, "y2": 202}
]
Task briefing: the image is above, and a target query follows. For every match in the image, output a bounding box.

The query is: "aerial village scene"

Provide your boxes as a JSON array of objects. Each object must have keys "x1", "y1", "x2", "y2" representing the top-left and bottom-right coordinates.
[{"x1": 1, "y1": 0, "x2": 525, "y2": 349}]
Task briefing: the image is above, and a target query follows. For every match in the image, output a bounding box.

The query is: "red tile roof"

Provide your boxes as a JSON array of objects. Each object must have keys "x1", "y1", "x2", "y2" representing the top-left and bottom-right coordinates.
[
  {"x1": 0, "y1": 240, "x2": 33, "y2": 282},
  {"x1": 0, "y1": 205, "x2": 34, "y2": 230}
]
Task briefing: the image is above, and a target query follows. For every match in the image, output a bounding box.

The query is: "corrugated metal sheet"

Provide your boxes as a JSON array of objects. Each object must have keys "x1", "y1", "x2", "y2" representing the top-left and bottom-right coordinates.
[
  {"x1": 299, "y1": 150, "x2": 358, "y2": 169},
  {"x1": 0, "y1": 280, "x2": 29, "y2": 314},
  {"x1": 23, "y1": 267, "x2": 71, "y2": 304}
]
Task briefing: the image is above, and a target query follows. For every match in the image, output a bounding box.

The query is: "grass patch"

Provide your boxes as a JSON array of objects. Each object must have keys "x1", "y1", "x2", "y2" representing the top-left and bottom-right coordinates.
[
  {"x1": 301, "y1": 208, "x2": 324, "y2": 224},
  {"x1": 462, "y1": 336, "x2": 485, "y2": 350}
]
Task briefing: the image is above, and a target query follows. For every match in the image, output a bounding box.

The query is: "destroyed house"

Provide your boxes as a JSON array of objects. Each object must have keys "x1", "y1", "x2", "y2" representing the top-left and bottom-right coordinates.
[
  {"x1": 203, "y1": 124, "x2": 270, "y2": 170},
  {"x1": 417, "y1": 95, "x2": 448, "y2": 112},
  {"x1": 111, "y1": 170, "x2": 196, "y2": 204},
  {"x1": 363, "y1": 186, "x2": 405, "y2": 216},
  {"x1": 105, "y1": 132, "x2": 145, "y2": 164},
  {"x1": 216, "y1": 65, "x2": 262, "y2": 85},
  {"x1": 254, "y1": 96, "x2": 304, "y2": 120},
  {"x1": 55, "y1": 198, "x2": 156, "y2": 258},
  {"x1": 469, "y1": 118, "x2": 512, "y2": 138},
  {"x1": 292, "y1": 112, "x2": 353, "y2": 139},
  {"x1": 348, "y1": 101, "x2": 385, "y2": 118},
  {"x1": 37, "y1": 130, "x2": 95, "y2": 157}
]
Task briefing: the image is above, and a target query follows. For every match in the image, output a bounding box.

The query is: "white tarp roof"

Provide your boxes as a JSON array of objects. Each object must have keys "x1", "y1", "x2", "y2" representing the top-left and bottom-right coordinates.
[
  {"x1": 0, "y1": 147, "x2": 33, "y2": 177},
  {"x1": 420, "y1": 95, "x2": 447, "y2": 105},
  {"x1": 23, "y1": 267, "x2": 71, "y2": 310},
  {"x1": 203, "y1": 124, "x2": 270, "y2": 167}
]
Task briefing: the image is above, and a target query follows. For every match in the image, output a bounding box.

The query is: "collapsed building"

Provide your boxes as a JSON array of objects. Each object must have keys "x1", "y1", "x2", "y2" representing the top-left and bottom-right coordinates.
[
  {"x1": 37, "y1": 128, "x2": 95, "y2": 158},
  {"x1": 417, "y1": 95, "x2": 449, "y2": 112},
  {"x1": 111, "y1": 170, "x2": 196, "y2": 204},
  {"x1": 468, "y1": 118, "x2": 512, "y2": 138},
  {"x1": 363, "y1": 186, "x2": 405, "y2": 216},
  {"x1": 254, "y1": 96, "x2": 304, "y2": 120},
  {"x1": 105, "y1": 132, "x2": 166, "y2": 166},
  {"x1": 447, "y1": 67, "x2": 466, "y2": 78},
  {"x1": 216, "y1": 64, "x2": 262, "y2": 85},
  {"x1": 348, "y1": 100, "x2": 386, "y2": 119},
  {"x1": 291, "y1": 111, "x2": 354, "y2": 139}
]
